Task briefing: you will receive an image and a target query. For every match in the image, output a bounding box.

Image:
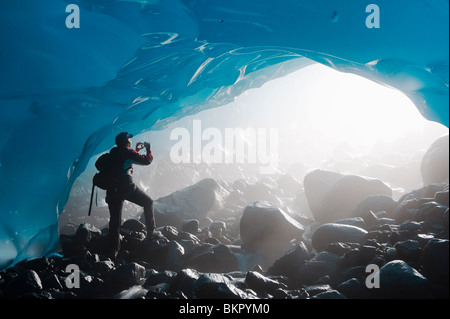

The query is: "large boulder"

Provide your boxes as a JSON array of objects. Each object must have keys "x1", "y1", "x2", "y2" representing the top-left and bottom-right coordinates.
[
  {"x1": 378, "y1": 260, "x2": 430, "y2": 298},
  {"x1": 421, "y1": 135, "x2": 449, "y2": 186},
  {"x1": 311, "y1": 223, "x2": 368, "y2": 251},
  {"x1": 153, "y1": 178, "x2": 230, "y2": 228},
  {"x1": 2, "y1": 269, "x2": 43, "y2": 298},
  {"x1": 421, "y1": 239, "x2": 449, "y2": 283},
  {"x1": 267, "y1": 242, "x2": 312, "y2": 278},
  {"x1": 304, "y1": 170, "x2": 345, "y2": 217},
  {"x1": 239, "y1": 201, "x2": 305, "y2": 269},
  {"x1": 304, "y1": 170, "x2": 392, "y2": 223}
]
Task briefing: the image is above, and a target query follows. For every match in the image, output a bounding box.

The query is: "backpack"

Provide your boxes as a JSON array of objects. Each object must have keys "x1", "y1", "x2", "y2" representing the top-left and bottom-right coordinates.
[{"x1": 88, "y1": 152, "x2": 121, "y2": 216}]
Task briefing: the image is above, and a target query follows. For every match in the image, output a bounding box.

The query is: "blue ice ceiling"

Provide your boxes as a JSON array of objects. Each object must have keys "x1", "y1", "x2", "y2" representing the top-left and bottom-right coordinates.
[{"x1": 0, "y1": 0, "x2": 448, "y2": 268}]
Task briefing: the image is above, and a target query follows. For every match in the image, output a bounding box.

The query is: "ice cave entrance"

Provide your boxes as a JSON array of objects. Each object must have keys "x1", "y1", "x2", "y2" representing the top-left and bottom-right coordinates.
[{"x1": 63, "y1": 62, "x2": 448, "y2": 231}]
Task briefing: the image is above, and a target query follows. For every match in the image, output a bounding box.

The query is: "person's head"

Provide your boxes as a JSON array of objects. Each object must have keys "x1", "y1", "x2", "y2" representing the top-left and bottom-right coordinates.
[{"x1": 115, "y1": 132, "x2": 133, "y2": 148}]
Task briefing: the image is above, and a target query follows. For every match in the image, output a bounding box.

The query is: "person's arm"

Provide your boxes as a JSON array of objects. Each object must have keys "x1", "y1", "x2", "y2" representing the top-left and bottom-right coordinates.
[{"x1": 127, "y1": 147, "x2": 153, "y2": 166}]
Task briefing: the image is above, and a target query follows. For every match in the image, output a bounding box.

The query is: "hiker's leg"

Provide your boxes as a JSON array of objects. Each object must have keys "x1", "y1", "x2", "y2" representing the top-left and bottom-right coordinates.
[
  {"x1": 107, "y1": 195, "x2": 124, "y2": 252},
  {"x1": 126, "y1": 187, "x2": 156, "y2": 232}
]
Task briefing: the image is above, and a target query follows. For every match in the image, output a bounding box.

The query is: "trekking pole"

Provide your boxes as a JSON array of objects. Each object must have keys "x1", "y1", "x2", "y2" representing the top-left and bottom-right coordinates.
[{"x1": 88, "y1": 183, "x2": 95, "y2": 216}]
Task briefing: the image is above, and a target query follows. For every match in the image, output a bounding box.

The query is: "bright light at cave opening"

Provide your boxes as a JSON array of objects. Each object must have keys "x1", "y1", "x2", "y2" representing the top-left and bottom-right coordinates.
[{"x1": 221, "y1": 62, "x2": 447, "y2": 152}]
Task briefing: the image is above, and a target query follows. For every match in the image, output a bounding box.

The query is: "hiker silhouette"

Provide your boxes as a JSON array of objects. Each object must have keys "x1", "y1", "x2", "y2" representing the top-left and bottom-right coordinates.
[{"x1": 104, "y1": 132, "x2": 161, "y2": 258}]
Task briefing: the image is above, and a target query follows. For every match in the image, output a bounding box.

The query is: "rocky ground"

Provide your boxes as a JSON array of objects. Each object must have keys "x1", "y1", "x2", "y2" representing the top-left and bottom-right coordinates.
[
  {"x1": 1, "y1": 136, "x2": 448, "y2": 299},
  {"x1": 0, "y1": 178, "x2": 448, "y2": 299}
]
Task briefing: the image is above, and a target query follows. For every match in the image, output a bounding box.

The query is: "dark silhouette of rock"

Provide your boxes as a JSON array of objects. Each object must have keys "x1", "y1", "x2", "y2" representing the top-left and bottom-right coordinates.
[
  {"x1": 267, "y1": 242, "x2": 312, "y2": 278},
  {"x1": 245, "y1": 271, "x2": 288, "y2": 296},
  {"x1": 311, "y1": 289, "x2": 347, "y2": 299},
  {"x1": 421, "y1": 135, "x2": 449, "y2": 186},
  {"x1": 3, "y1": 269, "x2": 43, "y2": 298},
  {"x1": 379, "y1": 260, "x2": 430, "y2": 298},
  {"x1": 421, "y1": 239, "x2": 449, "y2": 283},
  {"x1": 103, "y1": 262, "x2": 146, "y2": 296},
  {"x1": 75, "y1": 223, "x2": 102, "y2": 246},
  {"x1": 293, "y1": 251, "x2": 340, "y2": 286},
  {"x1": 181, "y1": 244, "x2": 239, "y2": 273}
]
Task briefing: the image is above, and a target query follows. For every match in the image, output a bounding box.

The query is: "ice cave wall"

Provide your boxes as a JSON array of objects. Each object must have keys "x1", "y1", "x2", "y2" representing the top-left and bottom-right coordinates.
[{"x1": 0, "y1": 0, "x2": 448, "y2": 268}]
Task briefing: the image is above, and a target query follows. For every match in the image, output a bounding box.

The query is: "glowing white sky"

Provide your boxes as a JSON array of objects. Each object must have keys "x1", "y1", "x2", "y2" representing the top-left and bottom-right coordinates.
[{"x1": 230, "y1": 63, "x2": 446, "y2": 147}]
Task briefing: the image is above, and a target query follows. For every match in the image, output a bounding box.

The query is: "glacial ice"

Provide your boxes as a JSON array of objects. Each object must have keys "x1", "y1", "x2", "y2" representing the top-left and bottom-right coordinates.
[{"x1": 0, "y1": 0, "x2": 448, "y2": 268}]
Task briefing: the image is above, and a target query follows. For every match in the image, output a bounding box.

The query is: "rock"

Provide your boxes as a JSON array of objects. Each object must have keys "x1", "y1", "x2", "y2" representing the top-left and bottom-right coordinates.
[
  {"x1": 75, "y1": 223, "x2": 102, "y2": 246},
  {"x1": 144, "y1": 270, "x2": 177, "y2": 288},
  {"x1": 311, "y1": 290, "x2": 348, "y2": 299},
  {"x1": 311, "y1": 223, "x2": 368, "y2": 251},
  {"x1": 178, "y1": 231, "x2": 201, "y2": 244},
  {"x1": 325, "y1": 242, "x2": 353, "y2": 256},
  {"x1": 272, "y1": 288, "x2": 308, "y2": 299},
  {"x1": 335, "y1": 217, "x2": 367, "y2": 229},
  {"x1": 193, "y1": 273, "x2": 233, "y2": 298},
  {"x1": 114, "y1": 285, "x2": 148, "y2": 299},
  {"x1": 445, "y1": 208, "x2": 449, "y2": 230},
  {"x1": 159, "y1": 226, "x2": 179, "y2": 241},
  {"x1": 421, "y1": 239, "x2": 449, "y2": 283},
  {"x1": 303, "y1": 284, "x2": 333, "y2": 297},
  {"x1": 245, "y1": 271, "x2": 287, "y2": 296},
  {"x1": 267, "y1": 242, "x2": 311, "y2": 278},
  {"x1": 166, "y1": 240, "x2": 185, "y2": 267},
  {"x1": 240, "y1": 201, "x2": 304, "y2": 268},
  {"x1": 3, "y1": 269, "x2": 43, "y2": 298},
  {"x1": 154, "y1": 178, "x2": 230, "y2": 228},
  {"x1": 352, "y1": 195, "x2": 397, "y2": 219},
  {"x1": 24, "y1": 257, "x2": 51, "y2": 272},
  {"x1": 304, "y1": 169, "x2": 345, "y2": 218},
  {"x1": 399, "y1": 221, "x2": 422, "y2": 232},
  {"x1": 197, "y1": 281, "x2": 257, "y2": 299},
  {"x1": 391, "y1": 198, "x2": 419, "y2": 223},
  {"x1": 304, "y1": 170, "x2": 392, "y2": 223},
  {"x1": 336, "y1": 278, "x2": 369, "y2": 299},
  {"x1": 434, "y1": 191, "x2": 449, "y2": 206},
  {"x1": 181, "y1": 219, "x2": 200, "y2": 234},
  {"x1": 104, "y1": 262, "x2": 146, "y2": 296},
  {"x1": 420, "y1": 135, "x2": 449, "y2": 186},
  {"x1": 181, "y1": 244, "x2": 239, "y2": 273},
  {"x1": 137, "y1": 237, "x2": 171, "y2": 268},
  {"x1": 92, "y1": 260, "x2": 115, "y2": 278},
  {"x1": 209, "y1": 221, "x2": 227, "y2": 238},
  {"x1": 394, "y1": 240, "x2": 421, "y2": 261},
  {"x1": 40, "y1": 272, "x2": 64, "y2": 291},
  {"x1": 121, "y1": 219, "x2": 147, "y2": 235},
  {"x1": 168, "y1": 268, "x2": 200, "y2": 298},
  {"x1": 293, "y1": 252, "x2": 340, "y2": 286},
  {"x1": 379, "y1": 260, "x2": 430, "y2": 298}
]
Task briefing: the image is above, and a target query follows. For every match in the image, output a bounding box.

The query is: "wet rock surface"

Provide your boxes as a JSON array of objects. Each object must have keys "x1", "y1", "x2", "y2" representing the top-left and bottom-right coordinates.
[{"x1": 1, "y1": 174, "x2": 448, "y2": 299}]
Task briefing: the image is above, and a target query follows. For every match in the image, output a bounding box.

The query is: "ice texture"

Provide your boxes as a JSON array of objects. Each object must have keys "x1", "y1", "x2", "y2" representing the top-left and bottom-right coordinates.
[{"x1": 0, "y1": 0, "x2": 448, "y2": 268}]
